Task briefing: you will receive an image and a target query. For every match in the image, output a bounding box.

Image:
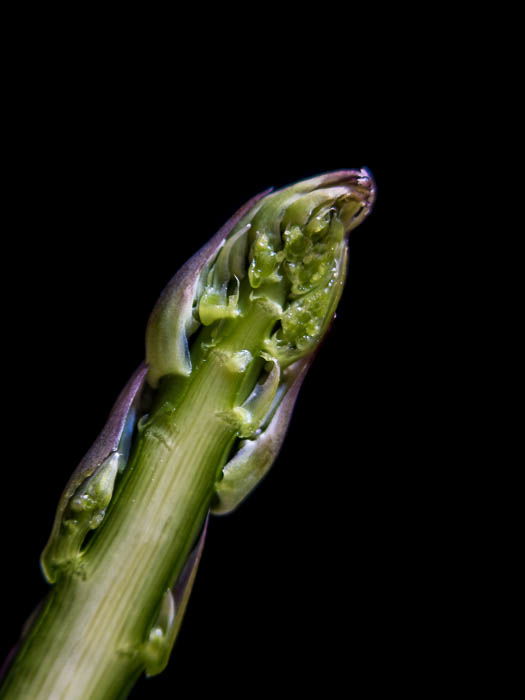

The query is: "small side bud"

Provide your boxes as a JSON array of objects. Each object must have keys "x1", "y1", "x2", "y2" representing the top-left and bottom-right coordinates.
[
  {"x1": 212, "y1": 358, "x2": 310, "y2": 514},
  {"x1": 217, "y1": 358, "x2": 281, "y2": 438},
  {"x1": 143, "y1": 517, "x2": 208, "y2": 676},
  {"x1": 145, "y1": 192, "x2": 269, "y2": 387},
  {"x1": 41, "y1": 364, "x2": 148, "y2": 583}
]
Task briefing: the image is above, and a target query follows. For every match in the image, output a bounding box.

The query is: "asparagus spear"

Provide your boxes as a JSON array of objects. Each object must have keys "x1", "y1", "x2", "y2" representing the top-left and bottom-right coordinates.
[{"x1": 0, "y1": 169, "x2": 375, "y2": 699}]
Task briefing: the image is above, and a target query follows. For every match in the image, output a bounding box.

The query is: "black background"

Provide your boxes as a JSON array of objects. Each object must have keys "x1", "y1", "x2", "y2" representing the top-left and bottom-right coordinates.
[{"x1": 1, "y1": 95, "x2": 440, "y2": 696}]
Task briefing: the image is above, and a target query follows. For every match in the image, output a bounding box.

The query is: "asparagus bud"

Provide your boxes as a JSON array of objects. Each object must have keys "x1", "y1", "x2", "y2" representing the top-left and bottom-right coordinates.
[
  {"x1": 147, "y1": 169, "x2": 375, "y2": 512},
  {"x1": 146, "y1": 169, "x2": 374, "y2": 383}
]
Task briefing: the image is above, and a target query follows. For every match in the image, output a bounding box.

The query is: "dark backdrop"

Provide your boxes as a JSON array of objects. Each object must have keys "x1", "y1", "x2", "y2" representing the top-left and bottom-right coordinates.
[{"x1": 1, "y1": 107, "x2": 432, "y2": 696}]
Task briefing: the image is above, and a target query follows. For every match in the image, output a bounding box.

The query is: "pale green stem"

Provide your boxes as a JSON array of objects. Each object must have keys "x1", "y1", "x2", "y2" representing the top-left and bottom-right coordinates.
[{"x1": 0, "y1": 301, "x2": 277, "y2": 700}]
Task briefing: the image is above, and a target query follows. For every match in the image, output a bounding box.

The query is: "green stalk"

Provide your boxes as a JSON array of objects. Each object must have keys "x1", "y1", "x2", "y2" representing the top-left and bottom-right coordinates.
[
  {"x1": 1, "y1": 301, "x2": 275, "y2": 699},
  {"x1": 0, "y1": 170, "x2": 375, "y2": 699}
]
